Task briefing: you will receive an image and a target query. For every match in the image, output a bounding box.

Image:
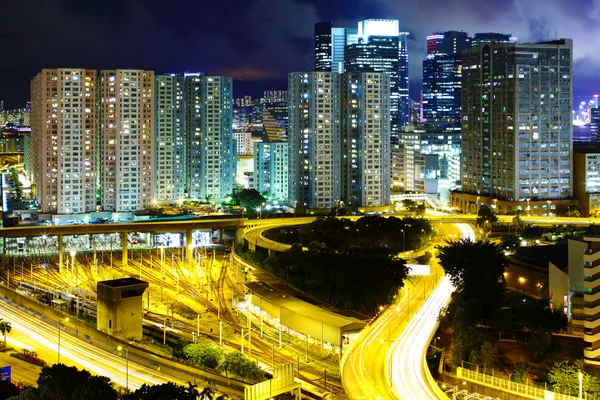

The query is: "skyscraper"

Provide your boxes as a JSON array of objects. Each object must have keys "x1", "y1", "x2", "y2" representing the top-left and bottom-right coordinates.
[
  {"x1": 453, "y1": 39, "x2": 573, "y2": 212},
  {"x1": 186, "y1": 76, "x2": 236, "y2": 200},
  {"x1": 288, "y1": 71, "x2": 341, "y2": 209},
  {"x1": 342, "y1": 72, "x2": 391, "y2": 207},
  {"x1": 155, "y1": 74, "x2": 185, "y2": 201},
  {"x1": 288, "y1": 71, "x2": 391, "y2": 209},
  {"x1": 314, "y1": 19, "x2": 408, "y2": 140},
  {"x1": 100, "y1": 69, "x2": 155, "y2": 212},
  {"x1": 30, "y1": 69, "x2": 98, "y2": 214},
  {"x1": 422, "y1": 31, "x2": 471, "y2": 122}
]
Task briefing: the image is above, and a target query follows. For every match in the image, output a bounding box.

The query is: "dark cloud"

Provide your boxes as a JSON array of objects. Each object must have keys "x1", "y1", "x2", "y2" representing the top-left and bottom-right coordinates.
[{"x1": 0, "y1": 0, "x2": 596, "y2": 107}]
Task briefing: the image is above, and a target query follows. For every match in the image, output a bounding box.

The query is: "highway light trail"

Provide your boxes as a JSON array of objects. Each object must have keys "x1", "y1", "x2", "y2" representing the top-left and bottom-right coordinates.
[{"x1": 389, "y1": 223, "x2": 475, "y2": 399}]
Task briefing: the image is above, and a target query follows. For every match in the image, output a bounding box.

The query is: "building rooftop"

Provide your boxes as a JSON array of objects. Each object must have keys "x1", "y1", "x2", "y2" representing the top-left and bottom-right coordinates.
[
  {"x1": 574, "y1": 142, "x2": 600, "y2": 154},
  {"x1": 97, "y1": 277, "x2": 148, "y2": 288},
  {"x1": 511, "y1": 244, "x2": 568, "y2": 271},
  {"x1": 246, "y1": 281, "x2": 369, "y2": 328}
]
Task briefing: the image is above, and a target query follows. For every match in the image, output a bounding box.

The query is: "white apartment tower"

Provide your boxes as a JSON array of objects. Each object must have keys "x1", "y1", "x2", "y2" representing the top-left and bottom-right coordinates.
[
  {"x1": 342, "y1": 72, "x2": 391, "y2": 207},
  {"x1": 288, "y1": 71, "x2": 342, "y2": 209},
  {"x1": 186, "y1": 76, "x2": 236, "y2": 200},
  {"x1": 155, "y1": 74, "x2": 185, "y2": 201},
  {"x1": 100, "y1": 70, "x2": 155, "y2": 211},
  {"x1": 30, "y1": 69, "x2": 98, "y2": 214}
]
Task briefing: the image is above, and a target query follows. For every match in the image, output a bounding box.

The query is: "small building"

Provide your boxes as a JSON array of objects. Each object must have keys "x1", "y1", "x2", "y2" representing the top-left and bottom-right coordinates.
[
  {"x1": 245, "y1": 281, "x2": 367, "y2": 351},
  {"x1": 97, "y1": 278, "x2": 148, "y2": 340}
]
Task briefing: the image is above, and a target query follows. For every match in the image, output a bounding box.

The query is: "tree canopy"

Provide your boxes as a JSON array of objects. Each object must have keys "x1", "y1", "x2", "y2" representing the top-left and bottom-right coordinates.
[{"x1": 436, "y1": 239, "x2": 506, "y2": 320}]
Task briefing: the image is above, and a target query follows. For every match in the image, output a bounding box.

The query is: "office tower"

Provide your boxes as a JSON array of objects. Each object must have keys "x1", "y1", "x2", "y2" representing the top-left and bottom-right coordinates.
[
  {"x1": 315, "y1": 19, "x2": 409, "y2": 140},
  {"x1": 342, "y1": 72, "x2": 391, "y2": 207},
  {"x1": 186, "y1": 76, "x2": 236, "y2": 200},
  {"x1": 289, "y1": 71, "x2": 391, "y2": 209},
  {"x1": 314, "y1": 22, "x2": 357, "y2": 73},
  {"x1": 454, "y1": 39, "x2": 573, "y2": 212},
  {"x1": 471, "y1": 32, "x2": 516, "y2": 48},
  {"x1": 100, "y1": 70, "x2": 155, "y2": 212},
  {"x1": 30, "y1": 69, "x2": 98, "y2": 214},
  {"x1": 254, "y1": 141, "x2": 288, "y2": 201},
  {"x1": 592, "y1": 108, "x2": 600, "y2": 142},
  {"x1": 344, "y1": 19, "x2": 408, "y2": 141},
  {"x1": 155, "y1": 74, "x2": 185, "y2": 201},
  {"x1": 288, "y1": 71, "x2": 341, "y2": 209},
  {"x1": 573, "y1": 143, "x2": 600, "y2": 217},
  {"x1": 422, "y1": 31, "x2": 471, "y2": 122}
]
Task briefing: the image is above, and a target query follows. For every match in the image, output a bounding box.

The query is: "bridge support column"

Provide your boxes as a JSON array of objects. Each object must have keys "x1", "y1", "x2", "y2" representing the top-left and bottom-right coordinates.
[
  {"x1": 219, "y1": 229, "x2": 224, "y2": 242},
  {"x1": 236, "y1": 228, "x2": 244, "y2": 244},
  {"x1": 122, "y1": 232, "x2": 128, "y2": 268},
  {"x1": 185, "y1": 229, "x2": 193, "y2": 265},
  {"x1": 58, "y1": 235, "x2": 64, "y2": 272}
]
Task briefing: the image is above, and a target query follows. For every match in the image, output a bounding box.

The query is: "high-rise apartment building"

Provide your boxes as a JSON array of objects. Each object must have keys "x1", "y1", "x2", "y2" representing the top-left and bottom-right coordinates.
[
  {"x1": 342, "y1": 72, "x2": 391, "y2": 207},
  {"x1": 288, "y1": 71, "x2": 391, "y2": 209},
  {"x1": 186, "y1": 76, "x2": 236, "y2": 200},
  {"x1": 100, "y1": 69, "x2": 155, "y2": 212},
  {"x1": 155, "y1": 74, "x2": 185, "y2": 201},
  {"x1": 288, "y1": 71, "x2": 341, "y2": 209},
  {"x1": 233, "y1": 131, "x2": 253, "y2": 156},
  {"x1": 452, "y1": 39, "x2": 574, "y2": 212},
  {"x1": 315, "y1": 19, "x2": 408, "y2": 140},
  {"x1": 30, "y1": 68, "x2": 98, "y2": 214},
  {"x1": 254, "y1": 141, "x2": 288, "y2": 201}
]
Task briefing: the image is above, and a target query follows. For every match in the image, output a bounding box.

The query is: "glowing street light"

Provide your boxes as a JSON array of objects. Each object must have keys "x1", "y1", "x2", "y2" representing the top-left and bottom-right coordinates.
[{"x1": 117, "y1": 345, "x2": 129, "y2": 390}]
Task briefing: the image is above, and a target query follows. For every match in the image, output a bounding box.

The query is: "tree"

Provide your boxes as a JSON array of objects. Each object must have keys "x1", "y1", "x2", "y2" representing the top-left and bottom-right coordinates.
[
  {"x1": 416, "y1": 251, "x2": 432, "y2": 265},
  {"x1": 436, "y1": 239, "x2": 506, "y2": 320},
  {"x1": 512, "y1": 213, "x2": 523, "y2": 235},
  {"x1": 70, "y1": 376, "x2": 117, "y2": 400},
  {"x1": 0, "y1": 381, "x2": 20, "y2": 400},
  {"x1": 477, "y1": 205, "x2": 498, "y2": 236},
  {"x1": 198, "y1": 386, "x2": 214, "y2": 400},
  {"x1": 182, "y1": 343, "x2": 223, "y2": 369},
  {"x1": 37, "y1": 364, "x2": 91, "y2": 400},
  {"x1": 218, "y1": 351, "x2": 263, "y2": 382},
  {"x1": 529, "y1": 332, "x2": 552, "y2": 362},
  {"x1": 123, "y1": 382, "x2": 198, "y2": 400},
  {"x1": 512, "y1": 357, "x2": 530, "y2": 383},
  {"x1": 237, "y1": 189, "x2": 266, "y2": 212},
  {"x1": 9, "y1": 169, "x2": 23, "y2": 200},
  {"x1": 0, "y1": 319, "x2": 11, "y2": 347},
  {"x1": 6, "y1": 387, "x2": 40, "y2": 400},
  {"x1": 451, "y1": 307, "x2": 480, "y2": 366},
  {"x1": 547, "y1": 360, "x2": 580, "y2": 395},
  {"x1": 479, "y1": 342, "x2": 497, "y2": 371},
  {"x1": 566, "y1": 205, "x2": 582, "y2": 218}
]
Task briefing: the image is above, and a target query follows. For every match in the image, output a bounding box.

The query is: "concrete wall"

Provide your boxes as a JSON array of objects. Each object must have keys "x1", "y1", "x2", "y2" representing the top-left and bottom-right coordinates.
[{"x1": 548, "y1": 261, "x2": 568, "y2": 311}]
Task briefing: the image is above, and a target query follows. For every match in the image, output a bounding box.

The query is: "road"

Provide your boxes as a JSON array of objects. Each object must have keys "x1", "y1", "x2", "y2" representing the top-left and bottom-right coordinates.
[
  {"x1": 0, "y1": 299, "x2": 246, "y2": 396},
  {"x1": 389, "y1": 223, "x2": 475, "y2": 400},
  {"x1": 340, "y1": 223, "x2": 475, "y2": 400}
]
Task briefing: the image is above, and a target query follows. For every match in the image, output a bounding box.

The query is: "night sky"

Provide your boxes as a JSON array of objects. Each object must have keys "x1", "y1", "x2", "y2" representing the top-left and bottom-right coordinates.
[{"x1": 0, "y1": 0, "x2": 597, "y2": 108}]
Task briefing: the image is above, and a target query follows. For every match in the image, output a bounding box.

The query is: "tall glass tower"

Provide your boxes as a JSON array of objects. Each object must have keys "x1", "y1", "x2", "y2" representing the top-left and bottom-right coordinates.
[{"x1": 314, "y1": 19, "x2": 408, "y2": 142}]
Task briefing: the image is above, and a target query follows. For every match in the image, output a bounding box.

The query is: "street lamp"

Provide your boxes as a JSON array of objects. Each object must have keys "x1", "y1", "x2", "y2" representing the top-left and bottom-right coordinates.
[
  {"x1": 400, "y1": 229, "x2": 405, "y2": 252},
  {"x1": 526, "y1": 198, "x2": 531, "y2": 216},
  {"x1": 547, "y1": 200, "x2": 552, "y2": 217},
  {"x1": 256, "y1": 207, "x2": 262, "y2": 219}
]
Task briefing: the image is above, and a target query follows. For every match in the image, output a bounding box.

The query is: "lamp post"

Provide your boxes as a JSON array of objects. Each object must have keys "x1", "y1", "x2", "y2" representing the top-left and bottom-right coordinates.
[
  {"x1": 476, "y1": 196, "x2": 480, "y2": 214},
  {"x1": 256, "y1": 207, "x2": 262, "y2": 219},
  {"x1": 547, "y1": 200, "x2": 552, "y2": 217},
  {"x1": 526, "y1": 198, "x2": 531, "y2": 216},
  {"x1": 117, "y1": 345, "x2": 129, "y2": 391},
  {"x1": 401, "y1": 229, "x2": 405, "y2": 252}
]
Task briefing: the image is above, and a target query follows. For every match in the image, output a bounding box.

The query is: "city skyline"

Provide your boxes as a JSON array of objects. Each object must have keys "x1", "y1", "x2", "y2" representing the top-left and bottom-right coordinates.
[{"x1": 0, "y1": 0, "x2": 598, "y2": 107}]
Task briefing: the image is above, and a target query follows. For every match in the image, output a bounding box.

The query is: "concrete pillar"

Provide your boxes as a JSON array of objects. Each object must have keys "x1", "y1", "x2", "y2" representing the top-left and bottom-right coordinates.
[
  {"x1": 185, "y1": 229, "x2": 193, "y2": 264},
  {"x1": 122, "y1": 232, "x2": 128, "y2": 267},
  {"x1": 236, "y1": 228, "x2": 244, "y2": 243},
  {"x1": 219, "y1": 229, "x2": 224, "y2": 242},
  {"x1": 58, "y1": 235, "x2": 64, "y2": 272}
]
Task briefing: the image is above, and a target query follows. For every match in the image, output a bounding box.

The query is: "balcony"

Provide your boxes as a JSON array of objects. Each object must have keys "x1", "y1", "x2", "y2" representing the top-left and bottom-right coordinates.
[
  {"x1": 584, "y1": 329, "x2": 600, "y2": 343},
  {"x1": 585, "y1": 290, "x2": 600, "y2": 304},
  {"x1": 586, "y1": 303, "x2": 600, "y2": 317},
  {"x1": 584, "y1": 251, "x2": 600, "y2": 264},
  {"x1": 584, "y1": 346, "x2": 600, "y2": 360},
  {"x1": 584, "y1": 263, "x2": 600, "y2": 277},
  {"x1": 585, "y1": 280, "x2": 600, "y2": 291},
  {"x1": 585, "y1": 318, "x2": 600, "y2": 331}
]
